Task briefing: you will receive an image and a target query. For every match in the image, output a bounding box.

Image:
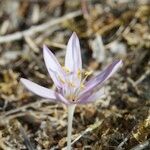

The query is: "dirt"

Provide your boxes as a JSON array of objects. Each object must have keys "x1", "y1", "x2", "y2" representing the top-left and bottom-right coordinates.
[{"x1": 0, "y1": 0, "x2": 149, "y2": 149}]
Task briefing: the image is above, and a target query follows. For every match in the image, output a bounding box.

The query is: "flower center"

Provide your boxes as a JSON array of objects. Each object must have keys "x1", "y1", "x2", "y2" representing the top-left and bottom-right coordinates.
[{"x1": 59, "y1": 67, "x2": 93, "y2": 102}]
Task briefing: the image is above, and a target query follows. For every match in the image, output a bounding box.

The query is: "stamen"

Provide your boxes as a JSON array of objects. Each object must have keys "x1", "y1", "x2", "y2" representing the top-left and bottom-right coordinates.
[
  {"x1": 85, "y1": 70, "x2": 93, "y2": 76},
  {"x1": 80, "y1": 70, "x2": 93, "y2": 85},
  {"x1": 68, "y1": 81, "x2": 76, "y2": 87},
  {"x1": 62, "y1": 66, "x2": 70, "y2": 74},
  {"x1": 77, "y1": 69, "x2": 82, "y2": 78},
  {"x1": 58, "y1": 76, "x2": 65, "y2": 84},
  {"x1": 72, "y1": 70, "x2": 92, "y2": 99},
  {"x1": 80, "y1": 83, "x2": 85, "y2": 89}
]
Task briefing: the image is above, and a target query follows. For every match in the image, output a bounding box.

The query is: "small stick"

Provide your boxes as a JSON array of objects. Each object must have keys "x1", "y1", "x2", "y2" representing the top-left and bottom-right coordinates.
[
  {"x1": 71, "y1": 120, "x2": 103, "y2": 145},
  {"x1": 62, "y1": 120, "x2": 103, "y2": 150},
  {"x1": 130, "y1": 138, "x2": 150, "y2": 150},
  {"x1": 25, "y1": 36, "x2": 40, "y2": 53},
  {"x1": 0, "y1": 10, "x2": 81, "y2": 43},
  {"x1": 0, "y1": 99, "x2": 56, "y2": 118},
  {"x1": 19, "y1": 124, "x2": 35, "y2": 150},
  {"x1": 116, "y1": 136, "x2": 130, "y2": 150},
  {"x1": 135, "y1": 69, "x2": 150, "y2": 86}
]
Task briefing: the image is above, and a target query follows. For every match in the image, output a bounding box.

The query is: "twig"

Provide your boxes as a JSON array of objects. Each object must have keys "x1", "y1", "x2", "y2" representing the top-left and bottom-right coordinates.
[
  {"x1": 135, "y1": 69, "x2": 150, "y2": 86},
  {"x1": 0, "y1": 99, "x2": 57, "y2": 119},
  {"x1": 130, "y1": 138, "x2": 150, "y2": 150},
  {"x1": 25, "y1": 36, "x2": 40, "y2": 53},
  {"x1": 127, "y1": 77, "x2": 141, "y2": 95},
  {"x1": 35, "y1": 25, "x2": 60, "y2": 44},
  {"x1": 62, "y1": 120, "x2": 103, "y2": 150},
  {"x1": 0, "y1": 10, "x2": 82, "y2": 43},
  {"x1": 116, "y1": 135, "x2": 130, "y2": 150},
  {"x1": 72, "y1": 120, "x2": 103, "y2": 145},
  {"x1": 19, "y1": 124, "x2": 35, "y2": 150},
  {"x1": 2, "y1": 112, "x2": 27, "y2": 123},
  {"x1": 46, "y1": 41, "x2": 66, "y2": 49},
  {"x1": 122, "y1": 18, "x2": 137, "y2": 36}
]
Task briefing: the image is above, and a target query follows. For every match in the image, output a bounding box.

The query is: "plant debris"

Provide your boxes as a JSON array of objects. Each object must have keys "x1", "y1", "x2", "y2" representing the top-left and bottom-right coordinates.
[{"x1": 0, "y1": 0, "x2": 149, "y2": 149}]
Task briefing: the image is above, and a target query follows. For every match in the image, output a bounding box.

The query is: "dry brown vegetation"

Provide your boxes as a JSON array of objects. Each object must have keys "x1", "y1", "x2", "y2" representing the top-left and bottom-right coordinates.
[{"x1": 0, "y1": 0, "x2": 149, "y2": 149}]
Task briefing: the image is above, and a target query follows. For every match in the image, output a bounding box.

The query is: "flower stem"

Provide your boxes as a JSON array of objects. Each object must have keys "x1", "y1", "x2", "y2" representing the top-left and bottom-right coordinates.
[{"x1": 67, "y1": 104, "x2": 76, "y2": 150}]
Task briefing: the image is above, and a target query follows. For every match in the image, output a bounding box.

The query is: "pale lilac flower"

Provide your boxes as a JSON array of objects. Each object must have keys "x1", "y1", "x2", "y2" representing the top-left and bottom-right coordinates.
[
  {"x1": 20, "y1": 32, "x2": 122, "y2": 150},
  {"x1": 20, "y1": 32, "x2": 122, "y2": 105}
]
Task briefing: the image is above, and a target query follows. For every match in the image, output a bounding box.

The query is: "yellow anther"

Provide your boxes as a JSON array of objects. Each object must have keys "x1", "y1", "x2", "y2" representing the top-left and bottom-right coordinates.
[
  {"x1": 80, "y1": 83, "x2": 85, "y2": 89},
  {"x1": 85, "y1": 70, "x2": 93, "y2": 76},
  {"x1": 80, "y1": 70, "x2": 93, "y2": 86},
  {"x1": 77, "y1": 69, "x2": 82, "y2": 78},
  {"x1": 62, "y1": 66, "x2": 70, "y2": 74},
  {"x1": 58, "y1": 76, "x2": 65, "y2": 84},
  {"x1": 68, "y1": 82, "x2": 76, "y2": 87}
]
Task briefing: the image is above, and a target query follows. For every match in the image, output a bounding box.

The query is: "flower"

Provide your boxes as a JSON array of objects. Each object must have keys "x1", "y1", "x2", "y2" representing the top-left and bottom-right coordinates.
[
  {"x1": 20, "y1": 32, "x2": 122, "y2": 150},
  {"x1": 20, "y1": 32, "x2": 122, "y2": 105}
]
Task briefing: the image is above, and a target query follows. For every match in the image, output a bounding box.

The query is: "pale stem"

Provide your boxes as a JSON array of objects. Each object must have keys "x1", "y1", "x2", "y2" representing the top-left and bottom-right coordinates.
[{"x1": 67, "y1": 104, "x2": 76, "y2": 150}]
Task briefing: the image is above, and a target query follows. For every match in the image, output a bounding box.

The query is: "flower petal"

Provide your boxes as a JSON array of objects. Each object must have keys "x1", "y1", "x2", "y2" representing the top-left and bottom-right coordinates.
[
  {"x1": 78, "y1": 88, "x2": 105, "y2": 104},
  {"x1": 65, "y1": 32, "x2": 82, "y2": 84},
  {"x1": 20, "y1": 78, "x2": 69, "y2": 104},
  {"x1": 43, "y1": 45, "x2": 65, "y2": 89},
  {"x1": 20, "y1": 78, "x2": 57, "y2": 99},
  {"x1": 80, "y1": 60, "x2": 122, "y2": 96}
]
